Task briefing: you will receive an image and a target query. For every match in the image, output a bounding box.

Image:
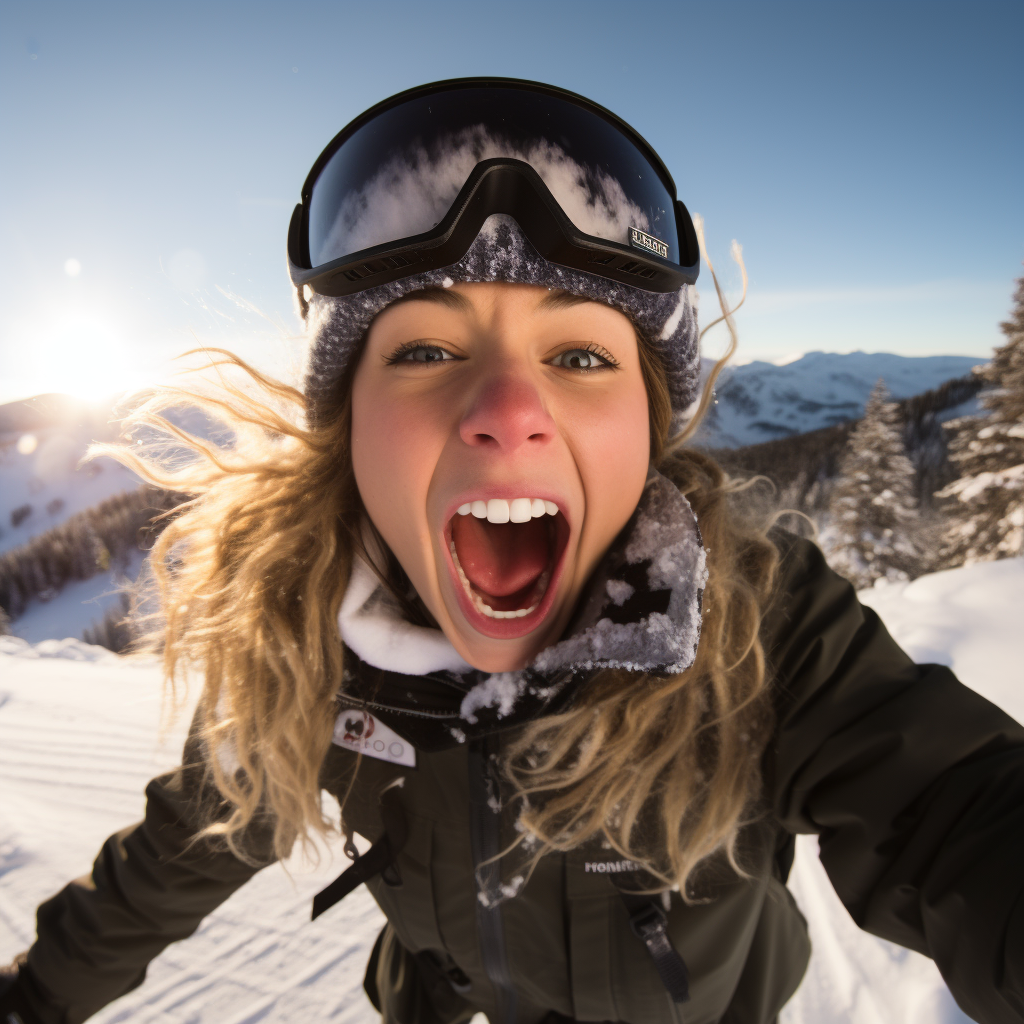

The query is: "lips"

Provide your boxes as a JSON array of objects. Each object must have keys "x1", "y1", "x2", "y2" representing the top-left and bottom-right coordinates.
[{"x1": 443, "y1": 495, "x2": 571, "y2": 639}]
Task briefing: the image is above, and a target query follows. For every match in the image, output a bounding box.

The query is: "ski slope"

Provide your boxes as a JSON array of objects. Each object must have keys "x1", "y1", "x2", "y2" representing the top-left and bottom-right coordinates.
[{"x1": 2, "y1": 558, "x2": 1023, "y2": 1023}]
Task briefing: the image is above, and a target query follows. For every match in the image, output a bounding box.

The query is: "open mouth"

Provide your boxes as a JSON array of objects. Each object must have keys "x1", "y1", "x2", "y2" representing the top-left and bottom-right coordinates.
[{"x1": 444, "y1": 497, "x2": 571, "y2": 637}]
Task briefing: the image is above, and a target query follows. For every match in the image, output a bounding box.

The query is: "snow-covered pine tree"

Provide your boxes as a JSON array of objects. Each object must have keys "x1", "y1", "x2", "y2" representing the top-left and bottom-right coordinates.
[
  {"x1": 936, "y1": 274, "x2": 1024, "y2": 563},
  {"x1": 821, "y1": 379, "x2": 927, "y2": 588}
]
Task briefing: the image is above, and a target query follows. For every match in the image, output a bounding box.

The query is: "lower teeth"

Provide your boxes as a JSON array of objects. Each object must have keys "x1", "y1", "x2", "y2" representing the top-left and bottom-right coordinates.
[{"x1": 449, "y1": 541, "x2": 549, "y2": 620}]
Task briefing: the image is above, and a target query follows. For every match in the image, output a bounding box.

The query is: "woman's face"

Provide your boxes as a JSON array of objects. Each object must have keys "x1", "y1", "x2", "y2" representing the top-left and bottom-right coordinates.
[{"x1": 350, "y1": 282, "x2": 651, "y2": 672}]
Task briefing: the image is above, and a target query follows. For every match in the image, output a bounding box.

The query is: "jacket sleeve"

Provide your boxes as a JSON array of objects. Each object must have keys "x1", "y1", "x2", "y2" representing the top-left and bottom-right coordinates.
[
  {"x1": 20, "y1": 713, "x2": 274, "y2": 1024},
  {"x1": 763, "y1": 534, "x2": 1024, "y2": 1024}
]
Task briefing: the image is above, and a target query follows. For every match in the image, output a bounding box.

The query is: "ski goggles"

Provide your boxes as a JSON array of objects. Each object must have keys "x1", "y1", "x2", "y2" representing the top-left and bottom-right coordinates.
[{"x1": 287, "y1": 78, "x2": 700, "y2": 298}]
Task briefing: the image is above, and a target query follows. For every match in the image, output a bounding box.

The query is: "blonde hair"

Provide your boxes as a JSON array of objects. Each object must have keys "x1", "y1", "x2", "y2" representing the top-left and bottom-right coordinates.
[
  {"x1": 99, "y1": 241, "x2": 780, "y2": 892},
  {"x1": 98, "y1": 367, "x2": 362, "y2": 862}
]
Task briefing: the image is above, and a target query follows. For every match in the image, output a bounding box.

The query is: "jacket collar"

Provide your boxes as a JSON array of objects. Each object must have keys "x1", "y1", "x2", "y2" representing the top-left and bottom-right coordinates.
[{"x1": 337, "y1": 470, "x2": 705, "y2": 750}]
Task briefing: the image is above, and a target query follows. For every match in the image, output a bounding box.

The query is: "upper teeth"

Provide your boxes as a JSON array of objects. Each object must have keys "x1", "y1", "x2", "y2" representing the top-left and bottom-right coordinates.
[{"x1": 457, "y1": 498, "x2": 558, "y2": 524}]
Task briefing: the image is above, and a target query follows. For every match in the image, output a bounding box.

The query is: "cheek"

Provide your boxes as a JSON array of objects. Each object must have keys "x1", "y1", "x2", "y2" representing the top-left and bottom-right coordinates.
[
  {"x1": 350, "y1": 381, "x2": 442, "y2": 552},
  {"x1": 573, "y1": 381, "x2": 651, "y2": 538}
]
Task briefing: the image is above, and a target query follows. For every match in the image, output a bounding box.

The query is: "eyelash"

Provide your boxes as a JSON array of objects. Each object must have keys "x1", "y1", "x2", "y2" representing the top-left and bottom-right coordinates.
[
  {"x1": 383, "y1": 341, "x2": 619, "y2": 370},
  {"x1": 550, "y1": 344, "x2": 619, "y2": 371},
  {"x1": 384, "y1": 342, "x2": 458, "y2": 365}
]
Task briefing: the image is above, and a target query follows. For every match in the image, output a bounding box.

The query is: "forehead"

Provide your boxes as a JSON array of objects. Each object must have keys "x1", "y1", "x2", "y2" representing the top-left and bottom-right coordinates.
[{"x1": 375, "y1": 282, "x2": 628, "y2": 327}]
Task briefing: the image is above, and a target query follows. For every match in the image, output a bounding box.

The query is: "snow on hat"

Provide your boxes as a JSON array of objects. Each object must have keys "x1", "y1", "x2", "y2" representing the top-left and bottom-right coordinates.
[{"x1": 302, "y1": 130, "x2": 699, "y2": 422}]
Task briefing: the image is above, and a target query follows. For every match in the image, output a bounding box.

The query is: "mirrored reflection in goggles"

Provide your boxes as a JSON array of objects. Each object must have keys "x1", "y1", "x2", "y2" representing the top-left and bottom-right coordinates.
[{"x1": 307, "y1": 88, "x2": 680, "y2": 268}]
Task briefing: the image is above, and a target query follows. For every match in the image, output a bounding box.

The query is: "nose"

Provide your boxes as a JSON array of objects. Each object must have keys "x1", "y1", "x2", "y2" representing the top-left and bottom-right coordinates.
[{"x1": 459, "y1": 372, "x2": 556, "y2": 453}]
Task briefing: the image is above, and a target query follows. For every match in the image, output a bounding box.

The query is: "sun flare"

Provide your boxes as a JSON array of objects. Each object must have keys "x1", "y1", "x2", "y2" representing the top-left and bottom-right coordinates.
[{"x1": 3, "y1": 308, "x2": 148, "y2": 404}]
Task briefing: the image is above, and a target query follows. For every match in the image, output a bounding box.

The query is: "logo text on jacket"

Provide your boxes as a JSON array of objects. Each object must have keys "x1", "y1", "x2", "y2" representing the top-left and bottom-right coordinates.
[{"x1": 584, "y1": 859, "x2": 642, "y2": 874}]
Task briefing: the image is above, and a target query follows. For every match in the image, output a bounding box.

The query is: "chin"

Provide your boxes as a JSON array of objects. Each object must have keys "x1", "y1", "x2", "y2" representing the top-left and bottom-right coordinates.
[{"x1": 446, "y1": 603, "x2": 570, "y2": 673}]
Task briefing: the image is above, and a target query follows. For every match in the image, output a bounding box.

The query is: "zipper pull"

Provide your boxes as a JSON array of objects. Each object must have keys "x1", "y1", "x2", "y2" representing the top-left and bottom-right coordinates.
[{"x1": 343, "y1": 833, "x2": 359, "y2": 862}]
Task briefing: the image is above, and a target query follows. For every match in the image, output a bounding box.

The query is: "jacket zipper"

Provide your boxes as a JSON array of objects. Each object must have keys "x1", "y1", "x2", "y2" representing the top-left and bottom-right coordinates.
[{"x1": 468, "y1": 737, "x2": 518, "y2": 1024}]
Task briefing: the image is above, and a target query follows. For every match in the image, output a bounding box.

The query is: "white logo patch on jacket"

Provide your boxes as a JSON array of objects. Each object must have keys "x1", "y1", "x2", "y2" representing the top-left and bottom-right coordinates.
[{"x1": 333, "y1": 709, "x2": 416, "y2": 767}]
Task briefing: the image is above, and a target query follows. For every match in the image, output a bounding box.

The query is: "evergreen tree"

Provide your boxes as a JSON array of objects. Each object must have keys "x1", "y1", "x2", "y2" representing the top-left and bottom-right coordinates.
[
  {"x1": 937, "y1": 273, "x2": 1024, "y2": 563},
  {"x1": 821, "y1": 379, "x2": 926, "y2": 588},
  {"x1": 82, "y1": 593, "x2": 133, "y2": 653}
]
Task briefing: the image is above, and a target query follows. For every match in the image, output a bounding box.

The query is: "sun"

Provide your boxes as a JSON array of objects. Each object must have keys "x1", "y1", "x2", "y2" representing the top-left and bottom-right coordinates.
[{"x1": 3, "y1": 309, "x2": 149, "y2": 403}]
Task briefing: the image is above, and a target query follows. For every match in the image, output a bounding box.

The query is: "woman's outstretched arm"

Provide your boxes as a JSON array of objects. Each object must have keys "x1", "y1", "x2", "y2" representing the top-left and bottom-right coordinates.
[
  {"x1": 2, "y1": 716, "x2": 273, "y2": 1024},
  {"x1": 765, "y1": 534, "x2": 1024, "y2": 1024}
]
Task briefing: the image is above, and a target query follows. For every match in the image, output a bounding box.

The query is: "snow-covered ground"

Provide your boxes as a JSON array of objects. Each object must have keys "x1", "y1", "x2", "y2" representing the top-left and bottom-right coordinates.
[
  {"x1": 784, "y1": 557, "x2": 1024, "y2": 1024},
  {"x1": 695, "y1": 351, "x2": 984, "y2": 448},
  {"x1": 0, "y1": 640, "x2": 388, "y2": 1024},
  {"x1": 2, "y1": 561, "x2": 1022, "y2": 1022}
]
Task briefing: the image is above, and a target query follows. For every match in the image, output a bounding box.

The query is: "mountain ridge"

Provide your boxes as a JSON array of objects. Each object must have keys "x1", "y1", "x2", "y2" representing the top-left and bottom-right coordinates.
[{"x1": 695, "y1": 350, "x2": 985, "y2": 448}]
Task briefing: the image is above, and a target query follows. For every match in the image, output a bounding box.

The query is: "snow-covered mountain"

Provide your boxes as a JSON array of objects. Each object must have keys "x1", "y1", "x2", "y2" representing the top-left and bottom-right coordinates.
[
  {"x1": 0, "y1": 395, "x2": 142, "y2": 641},
  {"x1": 0, "y1": 395, "x2": 139, "y2": 557},
  {"x1": 695, "y1": 351, "x2": 985, "y2": 449},
  {"x1": 0, "y1": 395, "x2": 224, "y2": 644},
  {"x1": 7, "y1": 555, "x2": 1018, "y2": 1022}
]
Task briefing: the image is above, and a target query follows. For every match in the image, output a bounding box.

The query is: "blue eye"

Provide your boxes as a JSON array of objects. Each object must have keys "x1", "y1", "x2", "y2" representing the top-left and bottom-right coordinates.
[
  {"x1": 551, "y1": 348, "x2": 609, "y2": 370},
  {"x1": 395, "y1": 345, "x2": 455, "y2": 363}
]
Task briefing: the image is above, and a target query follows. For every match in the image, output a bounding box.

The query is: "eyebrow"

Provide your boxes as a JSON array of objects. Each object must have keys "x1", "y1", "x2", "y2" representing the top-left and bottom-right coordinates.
[
  {"x1": 537, "y1": 290, "x2": 600, "y2": 311},
  {"x1": 387, "y1": 288, "x2": 472, "y2": 312}
]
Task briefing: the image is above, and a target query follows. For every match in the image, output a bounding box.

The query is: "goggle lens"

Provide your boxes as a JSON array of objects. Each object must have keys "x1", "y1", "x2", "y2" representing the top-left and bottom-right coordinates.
[{"x1": 306, "y1": 86, "x2": 682, "y2": 269}]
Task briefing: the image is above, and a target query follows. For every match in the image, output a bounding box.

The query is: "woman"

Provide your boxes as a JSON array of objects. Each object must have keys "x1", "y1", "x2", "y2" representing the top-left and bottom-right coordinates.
[{"x1": 2, "y1": 79, "x2": 1022, "y2": 1024}]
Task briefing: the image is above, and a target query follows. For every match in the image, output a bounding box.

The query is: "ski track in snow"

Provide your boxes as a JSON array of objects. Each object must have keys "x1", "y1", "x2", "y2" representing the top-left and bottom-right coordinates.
[
  {"x1": 0, "y1": 652, "x2": 392, "y2": 1023},
  {"x1": 3, "y1": 561, "x2": 1023, "y2": 1022}
]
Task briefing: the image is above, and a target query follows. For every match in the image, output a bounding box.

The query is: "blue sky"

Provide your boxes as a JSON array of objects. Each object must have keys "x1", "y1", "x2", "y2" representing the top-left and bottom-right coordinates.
[{"x1": 1, "y1": 0, "x2": 1021, "y2": 402}]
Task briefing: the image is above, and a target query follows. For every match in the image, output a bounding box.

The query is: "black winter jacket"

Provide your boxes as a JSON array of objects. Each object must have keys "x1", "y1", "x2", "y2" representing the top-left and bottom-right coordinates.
[{"x1": 4, "y1": 532, "x2": 1024, "y2": 1024}]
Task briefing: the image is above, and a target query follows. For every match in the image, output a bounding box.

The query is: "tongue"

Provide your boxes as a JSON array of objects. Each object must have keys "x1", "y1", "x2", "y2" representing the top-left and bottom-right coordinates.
[{"x1": 451, "y1": 514, "x2": 550, "y2": 598}]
